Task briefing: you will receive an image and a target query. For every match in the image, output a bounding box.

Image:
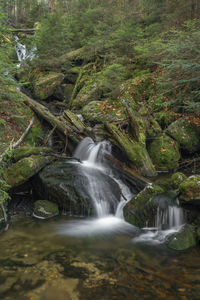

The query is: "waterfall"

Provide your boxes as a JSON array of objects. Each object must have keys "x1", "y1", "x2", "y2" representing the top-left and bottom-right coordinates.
[
  {"x1": 14, "y1": 36, "x2": 36, "y2": 67},
  {"x1": 155, "y1": 202, "x2": 184, "y2": 230},
  {"x1": 74, "y1": 137, "x2": 132, "y2": 218}
]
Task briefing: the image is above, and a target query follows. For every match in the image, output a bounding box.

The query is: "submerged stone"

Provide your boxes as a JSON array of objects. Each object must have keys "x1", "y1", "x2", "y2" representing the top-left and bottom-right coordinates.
[
  {"x1": 33, "y1": 200, "x2": 59, "y2": 219},
  {"x1": 148, "y1": 134, "x2": 180, "y2": 171},
  {"x1": 167, "y1": 118, "x2": 200, "y2": 153},
  {"x1": 166, "y1": 225, "x2": 196, "y2": 250}
]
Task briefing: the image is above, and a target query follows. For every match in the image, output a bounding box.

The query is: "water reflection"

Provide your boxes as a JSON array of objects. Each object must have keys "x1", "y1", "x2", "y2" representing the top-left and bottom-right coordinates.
[{"x1": 0, "y1": 216, "x2": 200, "y2": 300}]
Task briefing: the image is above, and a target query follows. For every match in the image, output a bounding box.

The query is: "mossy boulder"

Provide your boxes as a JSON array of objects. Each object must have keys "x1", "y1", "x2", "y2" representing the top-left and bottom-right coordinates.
[
  {"x1": 167, "y1": 118, "x2": 200, "y2": 153},
  {"x1": 3, "y1": 155, "x2": 54, "y2": 188},
  {"x1": 34, "y1": 161, "x2": 121, "y2": 216},
  {"x1": 148, "y1": 134, "x2": 181, "y2": 171},
  {"x1": 179, "y1": 175, "x2": 200, "y2": 204},
  {"x1": 124, "y1": 184, "x2": 165, "y2": 227},
  {"x1": 72, "y1": 85, "x2": 102, "y2": 109},
  {"x1": 0, "y1": 83, "x2": 42, "y2": 156},
  {"x1": 171, "y1": 172, "x2": 187, "y2": 189},
  {"x1": 33, "y1": 200, "x2": 59, "y2": 219},
  {"x1": 105, "y1": 123, "x2": 157, "y2": 177},
  {"x1": 82, "y1": 100, "x2": 126, "y2": 123},
  {"x1": 10, "y1": 146, "x2": 53, "y2": 162},
  {"x1": 166, "y1": 225, "x2": 196, "y2": 250},
  {"x1": 33, "y1": 72, "x2": 64, "y2": 100}
]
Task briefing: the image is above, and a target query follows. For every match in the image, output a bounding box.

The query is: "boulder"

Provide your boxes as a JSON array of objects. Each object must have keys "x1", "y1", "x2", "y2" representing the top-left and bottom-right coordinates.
[
  {"x1": 167, "y1": 118, "x2": 200, "y2": 153},
  {"x1": 148, "y1": 134, "x2": 180, "y2": 171},
  {"x1": 35, "y1": 161, "x2": 121, "y2": 216},
  {"x1": 179, "y1": 175, "x2": 200, "y2": 204},
  {"x1": 33, "y1": 200, "x2": 59, "y2": 219},
  {"x1": 33, "y1": 72, "x2": 64, "y2": 100},
  {"x1": 3, "y1": 155, "x2": 54, "y2": 188},
  {"x1": 11, "y1": 146, "x2": 53, "y2": 162},
  {"x1": 124, "y1": 184, "x2": 165, "y2": 227},
  {"x1": 82, "y1": 100, "x2": 126, "y2": 123},
  {"x1": 166, "y1": 224, "x2": 196, "y2": 250},
  {"x1": 171, "y1": 172, "x2": 187, "y2": 189}
]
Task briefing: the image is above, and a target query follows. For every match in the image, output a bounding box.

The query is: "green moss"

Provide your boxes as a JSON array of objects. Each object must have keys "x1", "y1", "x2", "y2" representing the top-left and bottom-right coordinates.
[
  {"x1": 179, "y1": 175, "x2": 200, "y2": 203},
  {"x1": 33, "y1": 200, "x2": 59, "y2": 219},
  {"x1": 166, "y1": 225, "x2": 196, "y2": 250},
  {"x1": 167, "y1": 118, "x2": 200, "y2": 153},
  {"x1": 82, "y1": 100, "x2": 126, "y2": 123},
  {"x1": 106, "y1": 123, "x2": 156, "y2": 177},
  {"x1": 3, "y1": 155, "x2": 53, "y2": 188},
  {"x1": 0, "y1": 81, "x2": 43, "y2": 156},
  {"x1": 12, "y1": 146, "x2": 53, "y2": 162},
  {"x1": 148, "y1": 134, "x2": 181, "y2": 171},
  {"x1": 124, "y1": 184, "x2": 164, "y2": 227},
  {"x1": 171, "y1": 172, "x2": 187, "y2": 189},
  {"x1": 33, "y1": 72, "x2": 64, "y2": 100}
]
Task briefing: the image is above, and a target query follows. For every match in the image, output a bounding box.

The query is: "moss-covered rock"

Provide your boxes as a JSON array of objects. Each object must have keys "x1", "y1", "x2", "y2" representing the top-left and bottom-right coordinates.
[
  {"x1": 167, "y1": 118, "x2": 200, "y2": 153},
  {"x1": 124, "y1": 184, "x2": 165, "y2": 227},
  {"x1": 148, "y1": 134, "x2": 181, "y2": 171},
  {"x1": 82, "y1": 100, "x2": 126, "y2": 123},
  {"x1": 171, "y1": 172, "x2": 187, "y2": 189},
  {"x1": 3, "y1": 155, "x2": 54, "y2": 188},
  {"x1": 105, "y1": 123, "x2": 157, "y2": 177},
  {"x1": 166, "y1": 225, "x2": 196, "y2": 250},
  {"x1": 33, "y1": 200, "x2": 59, "y2": 219},
  {"x1": 10, "y1": 146, "x2": 53, "y2": 162},
  {"x1": 179, "y1": 175, "x2": 200, "y2": 204},
  {"x1": 33, "y1": 72, "x2": 64, "y2": 100}
]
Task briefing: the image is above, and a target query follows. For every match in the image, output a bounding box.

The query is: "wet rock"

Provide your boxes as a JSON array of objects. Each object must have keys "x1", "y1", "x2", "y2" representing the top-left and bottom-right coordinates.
[
  {"x1": 166, "y1": 224, "x2": 196, "y2": 250},
  {"x1": 166, "y1": 118, "x2": 200, "y2": 153},
  {"x1": 124, "y1": 184, "x2": 165, "y2": 227},
  {"x1": 3, "y1": 155, "x2": 54, "y2": 188},
  {"x1": 33, "y1": 72, "x2": 64, "y2": 100},
  {"x1": 148, "y1": 134, "x2": 180, "y2": 171},
  {"x1": 171, "y1": 172, "x2": 187, "y2": 189},
  {"x1": 35, "y1": 161, "x2": 121, "y2": 216},
  {"x1": 179, "y1": 175, "x2": 200, "y2": 204},
  {"x1": 33, "y1": 200, "x2": 59, "y2": 219}
]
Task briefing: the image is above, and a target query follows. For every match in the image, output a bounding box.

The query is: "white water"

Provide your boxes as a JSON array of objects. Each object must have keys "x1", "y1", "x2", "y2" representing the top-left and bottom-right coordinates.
[
  {"x1": 133, "y1": 199, "x2": 185, "y2": 244},
  {"x1": 60, "y1": 139, "x2": 185, "y2": 241},
  {"x1": 14, "y1": 36, "x2": 36, "y2": 67},
  {"x1": 74, "y1": 137, "x2": 132, "y2": 218}
]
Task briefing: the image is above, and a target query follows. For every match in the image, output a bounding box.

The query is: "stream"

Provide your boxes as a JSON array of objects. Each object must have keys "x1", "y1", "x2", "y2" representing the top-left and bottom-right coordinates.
[{"x1": 1, "y1": 37, "x2": 200, "y2": 300}]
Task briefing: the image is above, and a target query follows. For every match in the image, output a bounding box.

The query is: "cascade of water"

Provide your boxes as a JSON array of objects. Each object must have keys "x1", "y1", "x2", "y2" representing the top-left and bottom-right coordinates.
[
  {"x1": 73, "y1": 138, "x2": 132, "y2": 218},
  {"x1": 14, "y1": 36, "x2": 37, "y2": 67},
  {"x1": 155, "y1": 203, "x2": 184, "y2": 230}
]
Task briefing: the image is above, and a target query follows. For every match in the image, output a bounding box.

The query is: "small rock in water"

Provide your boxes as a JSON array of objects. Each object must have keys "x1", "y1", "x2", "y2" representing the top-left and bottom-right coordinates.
[{"x1": 33, "y1": 200, "x2": 59, "y2": 219}]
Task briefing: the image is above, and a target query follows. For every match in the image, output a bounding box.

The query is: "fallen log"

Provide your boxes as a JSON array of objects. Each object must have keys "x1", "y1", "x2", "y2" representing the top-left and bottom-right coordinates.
[{"x1": 18, "y1": 90, "x2": 92, "y2": 144}]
